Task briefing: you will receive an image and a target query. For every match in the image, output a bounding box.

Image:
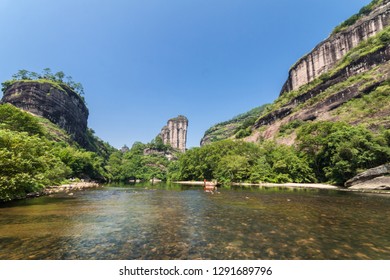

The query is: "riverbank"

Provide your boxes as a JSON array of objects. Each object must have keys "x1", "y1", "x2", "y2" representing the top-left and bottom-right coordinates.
[
  {"x1": 174, "y1": 181, "x2": 339, "y2": 189},
  {"x1": 173, "y1": 180, "x2": 390, "y2": 194},
  {"x1": 26, "y1": 182, "x2": 101, "y2": 198}
]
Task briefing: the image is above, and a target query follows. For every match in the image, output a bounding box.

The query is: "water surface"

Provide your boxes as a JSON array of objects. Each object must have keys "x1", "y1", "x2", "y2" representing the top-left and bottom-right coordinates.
[{"x1": 0, "y1": 183, "x2": 389, "y2": 259}]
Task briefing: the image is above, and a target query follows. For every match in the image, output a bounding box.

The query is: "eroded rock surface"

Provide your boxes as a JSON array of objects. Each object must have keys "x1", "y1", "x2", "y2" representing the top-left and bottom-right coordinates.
[
  {"x1": 345, "y1": 163, "x2": 390, "y2": 188},
  {"x1": 1, "y1": 81, "x2": 89, "y2": 146},
  {"x1": 160, "y1": 115, "x2": 188, "y2": 152},
  {"x1": 281, "y1": 0, "x2": 390, "y2": 94}
]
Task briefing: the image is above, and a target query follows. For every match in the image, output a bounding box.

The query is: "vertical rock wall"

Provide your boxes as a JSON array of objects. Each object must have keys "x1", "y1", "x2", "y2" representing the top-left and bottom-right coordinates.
[
  {"x1": 160, "y1": 115, "x2": 188, "y2": 152},
  {"x1": 281, "y1": 0, "x2": 390, "y2": 94},
  {"x1": 1, "y1": 81, "x2": 89, "y2": 147}
]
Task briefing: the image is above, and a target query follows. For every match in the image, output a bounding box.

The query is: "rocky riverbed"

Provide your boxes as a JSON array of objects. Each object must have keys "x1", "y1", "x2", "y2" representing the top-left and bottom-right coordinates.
[{"x1": 26, "y1": 182, "x2": 101, "y2": 198}]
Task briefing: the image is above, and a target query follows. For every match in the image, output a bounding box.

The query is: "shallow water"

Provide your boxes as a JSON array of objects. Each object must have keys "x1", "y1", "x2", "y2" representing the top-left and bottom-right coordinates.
[{"x1": 0, "y1": 183, "x2": 389, "y2": 259}]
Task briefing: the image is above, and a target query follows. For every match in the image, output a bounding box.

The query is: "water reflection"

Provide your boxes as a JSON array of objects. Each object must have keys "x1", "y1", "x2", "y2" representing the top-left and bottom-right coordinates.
[{"x1": 0, "y1": 184, "x2": 389, "y2": 259}]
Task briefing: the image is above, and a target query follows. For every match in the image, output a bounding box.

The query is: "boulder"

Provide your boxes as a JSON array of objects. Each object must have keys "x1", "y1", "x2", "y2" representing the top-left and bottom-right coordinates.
[{"x1": 345, "y1": 163, "x2": 390, "y2": 188}]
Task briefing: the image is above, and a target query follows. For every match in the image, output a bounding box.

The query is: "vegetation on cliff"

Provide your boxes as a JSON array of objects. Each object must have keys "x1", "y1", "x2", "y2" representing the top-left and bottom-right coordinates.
[
  {"x1": 1, "y1": 68, "x2": 85, "y2": 100},
  {"x1": 0, "y1": 104, "x2": 111, "y2": 201},
  {"x1": 201, "y1": 104, "x2": 268, "y2": 145},
  {"x1": 332, "y1": 0, "x2": 384, "y2": 34},
  {"x1": 195, "y1": 5, "x2": 390, "y2": 187}
]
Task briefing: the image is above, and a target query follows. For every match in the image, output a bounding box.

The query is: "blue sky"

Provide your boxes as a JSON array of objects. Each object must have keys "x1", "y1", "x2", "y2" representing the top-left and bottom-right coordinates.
[{"x1": 0, "y1": 0, "x2": 371, "y2": 148}]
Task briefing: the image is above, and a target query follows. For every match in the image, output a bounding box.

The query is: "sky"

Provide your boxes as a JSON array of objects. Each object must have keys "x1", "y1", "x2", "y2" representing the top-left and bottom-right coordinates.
[{"x1": 0, "y1": 0, "x2": 372, "y2": 149}]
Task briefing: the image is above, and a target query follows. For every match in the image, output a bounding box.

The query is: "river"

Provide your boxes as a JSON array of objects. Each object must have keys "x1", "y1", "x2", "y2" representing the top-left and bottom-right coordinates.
[{"x1": 0, "y1": 183, "x2": 389, "y2": 259}]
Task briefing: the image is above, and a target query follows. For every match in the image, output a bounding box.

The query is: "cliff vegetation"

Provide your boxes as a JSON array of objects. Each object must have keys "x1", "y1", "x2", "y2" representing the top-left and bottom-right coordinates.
[
  {"x1": 0, "y1": 104, "x2": 112, "y2": 201},
  {"x1": 201, "y1": 104, "x2": 268, "y2": 145},
  {"x1": 1, "y1": 68, "x2": 85, "y2": 99},
  {"x1": 198, "y1": 0, "x2": 390, "y2": 186},
  {"x1": 332, "y1": 0, "x2": 384, "y2": 34}
]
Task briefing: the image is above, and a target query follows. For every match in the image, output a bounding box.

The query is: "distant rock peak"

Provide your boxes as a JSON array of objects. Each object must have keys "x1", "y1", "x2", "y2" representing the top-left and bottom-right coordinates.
[{"x1": 160, "y1": 115, "x2": 188, "y2": 152}]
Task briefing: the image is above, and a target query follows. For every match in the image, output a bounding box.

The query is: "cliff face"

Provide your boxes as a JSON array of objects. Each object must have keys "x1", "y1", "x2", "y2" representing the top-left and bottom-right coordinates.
[
  {"x1": 255, "y1": 44, "x2": 390, "y2": 129},
  {"x1": 200, "y1": 0, "x2": 390, "y2": 146},
  {"x1": 160, "y1": 115, "x2": 188, "y2": 152},
  {"x1": 1, "y1": 81, "x2": 89, "y2": 146},
  {"x1": 281, "y1": 0, "x2": 390, "y2": 94}
]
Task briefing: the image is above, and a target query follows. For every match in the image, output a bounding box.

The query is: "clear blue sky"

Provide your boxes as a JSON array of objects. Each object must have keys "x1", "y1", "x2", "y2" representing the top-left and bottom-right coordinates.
[{"x1": 0, "y1": 0, "x2": 371, "y2": 149}]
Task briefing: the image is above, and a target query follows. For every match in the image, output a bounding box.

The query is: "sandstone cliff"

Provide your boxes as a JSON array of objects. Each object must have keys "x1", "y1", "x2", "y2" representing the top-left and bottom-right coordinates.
[
  {"x1": 160, "y1": 115, "x2": 188, "y2": 152},
  {"x1": 1, "y1": 80, "x2": 89, "y2": 147},
  {"x1": 281, "y1": 0, "x2": 390, "y2": 94},
  {"x1": 201, "y1": 0, "x2": 390, "y2": 146}
]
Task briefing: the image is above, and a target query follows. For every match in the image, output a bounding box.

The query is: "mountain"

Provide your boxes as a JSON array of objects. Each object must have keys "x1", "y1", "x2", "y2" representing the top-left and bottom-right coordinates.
[
  {"x1": 201, "y1": 0, "x2": 390, "y2": 145},
  {"x1": 200, "y1": 104, "x2": 268, "y2": 145},
  {"x1": 0, "y1": 73, "x2": 116, "y2": 201}
]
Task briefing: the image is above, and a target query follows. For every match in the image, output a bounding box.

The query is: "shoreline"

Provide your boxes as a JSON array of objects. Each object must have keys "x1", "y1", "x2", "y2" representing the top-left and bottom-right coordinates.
[
  {"x1": 26, "y1": 181, "x2": 101, "y2": 198},
  {"x1": 173, "y1": 181, "x2": 390, "y2": 194},
  {"x1": 173, "y1": 180, "x2": 338, "y2": 189}
]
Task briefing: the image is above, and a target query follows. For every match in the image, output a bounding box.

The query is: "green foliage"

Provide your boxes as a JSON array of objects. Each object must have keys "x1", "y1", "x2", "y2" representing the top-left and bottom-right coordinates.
[
  {"x1": 296, "y1": 121, "x2": 390, "y2": 185},
  {"x1": 85, "y1": 128, "x2": 117, "y2": 160},
  {"x1": 2, "y1": 68, "x2": 85, "y2": 97},
  {"x1": 235, "y1": 127, "x2": 251, "y2": 139},
  {"x1": 175, "y1": 121, "x2": 389, "y2": 186},
  {"x1": 175, "y1": 139, "x2": 315, "y2": 183},
  {"x1": 332, "y1": 80, "x2": 390, "y2": 126},
  {"x1": 261, "y1": 25, "x2": 390, "y2": 127},
  {"x1": 0, "y1": 130, "x2": 70, "y2": 201},
  {"x1": 334, "y1": 26, "x2": 390, "y2": 73},
  {"x1": 0, "y1": 105, "x2": 111, "y2": 201},
  {"x1": 53, "y1": 145, "x2": 107, "y2": 180},
  {"x1": 279, "y1": 120, "x2": 304, "y2": 136},
  {"x1": 0, "y1": 104, "x2": 44, "y2": 136},
  {"x1": 332, "y1": 0, "x2": 383, "y2": 34},
  {"x1": 106, "y1": 139, "x2": 174, "y2": 182},
  {"x1": 203, "y1": 104, "x2": 268, "y2": 143}
]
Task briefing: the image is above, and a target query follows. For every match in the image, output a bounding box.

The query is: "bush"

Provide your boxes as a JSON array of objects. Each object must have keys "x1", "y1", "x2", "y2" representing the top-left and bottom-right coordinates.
[
  {"x1": 0, "y1": 104, "x2": 44, "y2": 136},
  {"x1": 0, "y1": 130, "x2": 70, "y2": 201},
  {"x1": 297, "y1": 121, "x2": 390, "y2": 185}
]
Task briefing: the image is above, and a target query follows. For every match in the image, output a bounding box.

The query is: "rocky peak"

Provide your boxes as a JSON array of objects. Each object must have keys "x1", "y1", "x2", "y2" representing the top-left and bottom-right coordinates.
[
  {"x1": 160, "y1": 115, "x2": 188, "y2": 152},
  {"x1": 281, "y1": 0, "x2": 390, "y2": 95},
  {"x1": 1, "y1": 80, "x2": 89, "y2": 147}
]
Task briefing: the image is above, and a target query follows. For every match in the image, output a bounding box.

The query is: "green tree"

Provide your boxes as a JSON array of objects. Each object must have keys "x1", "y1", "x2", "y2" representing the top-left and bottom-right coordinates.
[
  {"x1": 215, "y1": 155, "x2": 250, "y2": 183},
  {"x1": 0, "y1": 104, "x2": 44, "y2": 136},
  {"x1": 0, "y1": 130, "x2": 70, "y2": 201},
  {"x1": 297, "y1": 121, "x2": 390, "y2": 185}
]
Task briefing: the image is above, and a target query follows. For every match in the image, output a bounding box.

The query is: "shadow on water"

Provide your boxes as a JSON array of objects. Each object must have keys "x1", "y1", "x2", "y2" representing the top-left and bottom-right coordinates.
[{"x1": 0, "y1": 182, "x2": 389, "y2": 260}]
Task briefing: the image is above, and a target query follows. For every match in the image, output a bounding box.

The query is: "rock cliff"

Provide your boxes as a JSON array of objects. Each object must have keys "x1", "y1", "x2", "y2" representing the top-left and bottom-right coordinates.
[
  {"x1": 160, "y1": 115, "x2": 188, "y2": 152},
  {"x1": 1, "y1": 80, "x2": 89, "y2": 147},
  {"x1": 201, "y1": 0, "x2": 390, "y2": 146},
  {"x1": 254, "y1": 43, "x2": 390, "y2": 130},
  {"x1": 281, "y1": 0, "x2": 390, "y2": 94}
]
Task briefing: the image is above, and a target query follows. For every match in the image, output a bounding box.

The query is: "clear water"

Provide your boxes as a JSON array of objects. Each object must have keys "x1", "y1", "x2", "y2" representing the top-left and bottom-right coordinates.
[{"x1": 0, "y1": 183, "x2": 389, "y2": 260}]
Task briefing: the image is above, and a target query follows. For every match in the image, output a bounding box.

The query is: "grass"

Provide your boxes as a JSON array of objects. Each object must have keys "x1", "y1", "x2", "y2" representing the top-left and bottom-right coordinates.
[
  {"x1": 202, "y1": 104, "x2": 268, "y2": 144},
  {"x1": 34, "y1": 114, "x2": 73, "y2": 144},
  {"x1": 332, "y1": 80, "x2": 390, "y2": 127}
]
